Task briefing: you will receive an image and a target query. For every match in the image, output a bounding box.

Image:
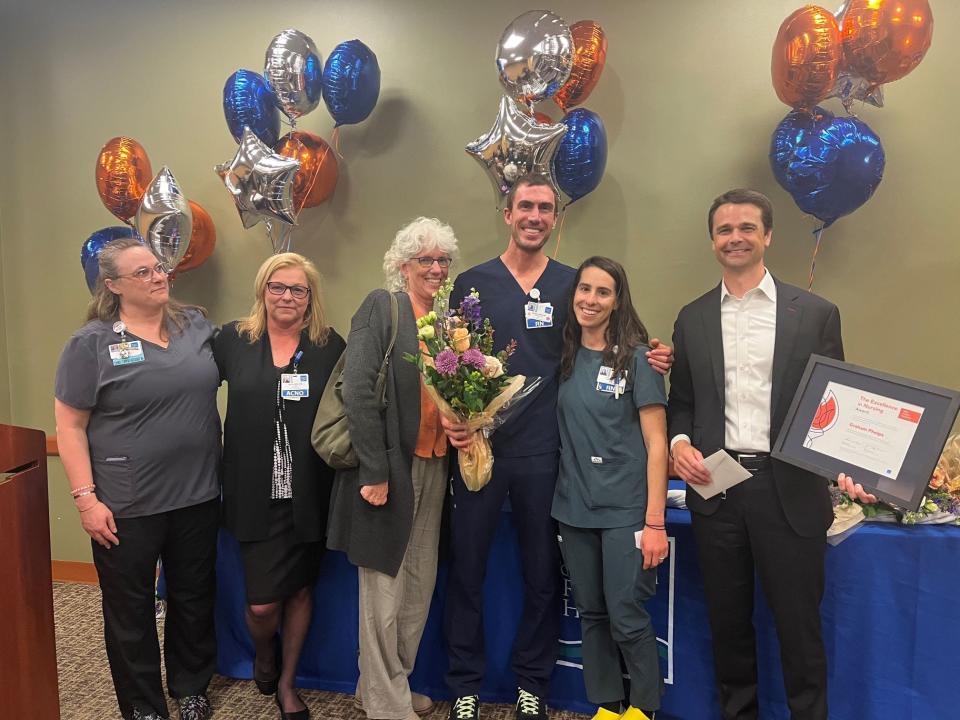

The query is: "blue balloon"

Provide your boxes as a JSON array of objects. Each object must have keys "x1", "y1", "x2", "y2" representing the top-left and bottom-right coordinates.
[
  {"x1": 322, "y1": 40, "x2": 381, "y2": 127},
  {"x1": 223, "y1": 70, "x2": 280, "y2": 146},
  {"x1": 553, "y1": 108, "x2": 607, "y2": 205},
  {"x1": 81, "y1": 226, "x2": 139, "y2": 292},
  {"x1": 770, "y1": 107, "x2": 885, "y2": 227}
]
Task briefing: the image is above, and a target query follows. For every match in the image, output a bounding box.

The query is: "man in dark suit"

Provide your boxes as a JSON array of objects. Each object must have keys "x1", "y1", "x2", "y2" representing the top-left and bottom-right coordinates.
[{"x1": 667, "y1": 189, "x2": 843, "y2": 720}]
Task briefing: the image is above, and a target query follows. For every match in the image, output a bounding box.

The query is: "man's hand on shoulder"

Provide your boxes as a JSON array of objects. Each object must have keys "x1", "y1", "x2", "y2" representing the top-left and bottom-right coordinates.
[
  {"x1": 646, "y1": 338, "x2": 674, "y2": 376},
  {"x1": 672, "y1": 440, "x2": 711, "y2": 485}
]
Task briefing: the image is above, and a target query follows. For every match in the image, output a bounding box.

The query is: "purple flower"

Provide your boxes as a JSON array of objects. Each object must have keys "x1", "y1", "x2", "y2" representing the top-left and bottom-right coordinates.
[
  {"x1": 461, "y1": 348, "x2": 486, "y2": 370},
  {"x1": 434, "y1": 348, "x2": 460, "y2": 376},
  {"x1": 460, "y1": 295, "x2": 482, "y2": 330}
]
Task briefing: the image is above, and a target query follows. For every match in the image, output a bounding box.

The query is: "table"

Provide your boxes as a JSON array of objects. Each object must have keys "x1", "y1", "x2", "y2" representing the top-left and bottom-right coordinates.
[{"x1": 212, "y1": 507, "x2": 960, "y2": 719}]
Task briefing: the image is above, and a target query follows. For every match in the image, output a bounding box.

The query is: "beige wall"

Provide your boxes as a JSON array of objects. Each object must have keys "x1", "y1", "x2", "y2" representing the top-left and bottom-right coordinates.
[
  {"x1": 0, "y1": 0, "x2": 956, "y2": 561},
  {"x1": 0, "y1": 222, "x2": 9, "y2": 425}
]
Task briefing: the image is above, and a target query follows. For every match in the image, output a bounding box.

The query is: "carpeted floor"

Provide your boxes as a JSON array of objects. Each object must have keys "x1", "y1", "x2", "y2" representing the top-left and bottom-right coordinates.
[{"x1": 53, "y1": 582, "x2": 590, "y2": 720}]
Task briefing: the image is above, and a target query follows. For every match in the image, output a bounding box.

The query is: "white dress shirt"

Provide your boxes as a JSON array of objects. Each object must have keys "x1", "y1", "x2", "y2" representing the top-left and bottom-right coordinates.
[
  {"x1": 720, "y1": 271, "x2": 777, "y2": 452},
  {"x1": 670, "y1": 271, "x2": 777, "y2": 453}
]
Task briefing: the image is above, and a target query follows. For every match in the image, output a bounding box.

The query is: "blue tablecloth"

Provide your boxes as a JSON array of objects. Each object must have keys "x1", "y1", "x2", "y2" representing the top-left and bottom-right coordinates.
[{"x1": 213, "y1": 508, "x2": 960, "y2": 719}]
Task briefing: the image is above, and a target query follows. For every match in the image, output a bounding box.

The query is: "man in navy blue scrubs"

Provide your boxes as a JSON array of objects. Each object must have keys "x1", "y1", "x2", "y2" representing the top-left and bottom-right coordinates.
[{"x1": 442, "y1": 175, "x2": 672, "y2": 720}]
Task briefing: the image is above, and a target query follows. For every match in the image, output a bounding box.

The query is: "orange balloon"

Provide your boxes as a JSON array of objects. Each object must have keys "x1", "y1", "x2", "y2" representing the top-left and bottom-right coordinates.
[
  {"x1": 95, "y1": 137, "x2": 153, "y2": 223},
  {"x1": 771, "y1": 6, "x2": 842, "y2": 110},
  {"x1": 554, "y1": 20, "x2": 607, "y2": 112},
  {"x1": 841, "y1": 0, "x2": 933, "y2": 85},
  {"x1": 533, "y1": 111, "x2": 555, "y2": 125},
  {"x1": 177, "y1": 201, "x2": 216, "y2": 273},
  {"x1": 274, "y1": 131, "x2": 338, "y2": 211}
]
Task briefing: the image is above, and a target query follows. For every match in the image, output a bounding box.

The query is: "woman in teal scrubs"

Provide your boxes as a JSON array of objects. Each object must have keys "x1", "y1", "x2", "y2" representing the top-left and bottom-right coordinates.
[{"x1": 552, "y1": 256, "x2": 669, "y2": 720}]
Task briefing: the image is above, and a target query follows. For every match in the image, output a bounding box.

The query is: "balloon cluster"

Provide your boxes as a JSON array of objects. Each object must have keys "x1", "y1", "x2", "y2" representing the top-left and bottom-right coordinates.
[
  {"x1": 769, "y1": 1, "x2": 933, "y2": 229},
  {"x1": 466, "y1": 11, "x2": 609, "y2": 209},
  {"x1": 84, "y1": 137, "x2": 214, "y2": 292},
  {"x1": 218, "y1": 29, "x2": 380, "y2": 252}
]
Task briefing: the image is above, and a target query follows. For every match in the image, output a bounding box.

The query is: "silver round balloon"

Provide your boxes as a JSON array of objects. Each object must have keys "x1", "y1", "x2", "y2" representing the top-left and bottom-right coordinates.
[
  {"x1": 215, "y1": 126, "x2": 301, "y2": 229},
  {"x1": 496, "y1": 10, "x2": 573, "y2": 106},
  {"x1": 264, "y1": 29, "x2": 323, "y2": 122},
  {"x1": 466, "y1": 95, "x2": 567, "y2": 209},
  {"x1": 135, "y1": 167, "x2": 192, "y2": 273}
]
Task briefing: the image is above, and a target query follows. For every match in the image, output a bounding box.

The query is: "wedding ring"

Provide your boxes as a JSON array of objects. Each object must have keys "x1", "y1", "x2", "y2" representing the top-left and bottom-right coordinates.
[{"x1": 658, "y1": 556, "x2": 667, "y2": 561}]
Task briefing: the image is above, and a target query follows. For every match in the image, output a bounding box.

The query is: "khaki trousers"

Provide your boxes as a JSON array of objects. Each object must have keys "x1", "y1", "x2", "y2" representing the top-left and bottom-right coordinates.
[{"x1": 358, "y1": 455, "x2": 447, "y2": 719}]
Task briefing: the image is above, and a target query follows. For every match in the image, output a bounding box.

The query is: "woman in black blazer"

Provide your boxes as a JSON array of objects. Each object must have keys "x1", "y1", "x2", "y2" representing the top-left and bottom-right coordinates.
[{"x1": 215, "y1": 252, "x2": 344, "y2": 720}]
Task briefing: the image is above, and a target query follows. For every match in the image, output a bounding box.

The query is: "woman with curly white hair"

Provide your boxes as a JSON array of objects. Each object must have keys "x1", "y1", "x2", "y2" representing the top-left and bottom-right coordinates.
[{"x1": 327, "y1": 217, "x2": 459, "y2": 720}]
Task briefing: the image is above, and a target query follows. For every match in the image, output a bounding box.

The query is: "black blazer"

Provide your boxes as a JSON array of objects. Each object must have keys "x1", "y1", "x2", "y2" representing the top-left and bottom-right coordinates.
[
  {"x1": 215, "y1": 321, "x2": 345, "y2": 542},
  {"x1": 667, "y1": 277, "x2": 844, "y2": 537}
]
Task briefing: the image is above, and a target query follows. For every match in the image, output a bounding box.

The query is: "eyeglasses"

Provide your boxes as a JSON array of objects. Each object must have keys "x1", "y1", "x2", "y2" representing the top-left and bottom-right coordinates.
[
  {"x1": 116, "y1": 263, "x2": 167, "y2": 282},
  {"x1": 410, "y1": 256, "x2": 452, "y2": 268},
  {"x1": 266, "y1": 282, "x2": 311, "y2": 300}
]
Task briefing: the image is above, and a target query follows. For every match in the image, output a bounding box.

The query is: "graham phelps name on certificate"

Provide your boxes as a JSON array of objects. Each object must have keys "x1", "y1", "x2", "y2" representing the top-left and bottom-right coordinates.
[{"x1": 803, "y1": 381, "x2": 924, "y2": 480}]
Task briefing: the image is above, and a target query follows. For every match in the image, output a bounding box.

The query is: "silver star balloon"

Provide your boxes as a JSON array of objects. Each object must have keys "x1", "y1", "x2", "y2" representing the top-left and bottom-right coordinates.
[
  {"x1": 215, "y1": 126, "x2": 300, "y2": 229},
  {"x1": 135, "y1": 166, "x2": 192, "y2": 273},
  {"x1": 466, "y1": 95, "x2": 567, "y2": 209},
  {"x1": 826, "y1": 1, "x2": 884, "y2": 113}
]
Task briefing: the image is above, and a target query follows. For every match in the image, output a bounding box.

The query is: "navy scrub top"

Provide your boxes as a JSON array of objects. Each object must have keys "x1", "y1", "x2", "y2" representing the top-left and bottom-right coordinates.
[{"x1": 452, "y1": 257, "x2": 576, "y2": 458}]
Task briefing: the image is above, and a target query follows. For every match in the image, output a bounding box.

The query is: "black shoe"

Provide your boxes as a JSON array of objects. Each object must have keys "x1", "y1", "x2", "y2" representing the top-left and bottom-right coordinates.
[
  {"x1": 255, "y1": 647, "x2": 281, "y2": 695},
  {"x1": 177, "y1": 695, "x2": 212, "y2": 720},
  {"x1": 515, "y1": 688, "x2": 547, "y2": 720},
  {"x1": 131, "y1": 710, "x2": 165, "y2": 720},
  {"x1": 275, "y1": 692, "x2": 310, "y2": 720},
  {"x1": 449, "y1": 694, "x2": 480, "y2": 720}
]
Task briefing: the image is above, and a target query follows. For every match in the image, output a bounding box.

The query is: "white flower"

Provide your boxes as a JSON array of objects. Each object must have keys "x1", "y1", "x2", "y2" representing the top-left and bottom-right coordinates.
[
  {"x1": 481, "y1": 355, "x2": 504, "y2": 378},
  {"x1": 417, "y1": 324, "x2": 435, "y2": 341}
]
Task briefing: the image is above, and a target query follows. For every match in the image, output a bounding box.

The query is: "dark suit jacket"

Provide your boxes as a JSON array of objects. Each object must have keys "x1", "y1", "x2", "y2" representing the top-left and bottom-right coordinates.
[
  {"x1": 667, "y1": 277, "x2": 844, "y2": 537},
  {"x1": 215, "y1": 321, "x2": 345, "y2": 542}
]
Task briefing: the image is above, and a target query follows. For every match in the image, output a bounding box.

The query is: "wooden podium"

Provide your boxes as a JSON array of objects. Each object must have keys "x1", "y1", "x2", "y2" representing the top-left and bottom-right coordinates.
[{"x1": 0, "y1": 424, "x2": 61, "y2": 718}]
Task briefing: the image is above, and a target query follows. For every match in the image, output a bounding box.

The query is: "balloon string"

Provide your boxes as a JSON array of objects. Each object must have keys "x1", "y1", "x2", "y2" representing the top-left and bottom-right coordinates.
[
  {"x1": 808, "y1": 225, "x2": 825, "y2": 290},
  {"x1": 552, "y1": 208, "x2": 567, "y2": 260},
  {"x1": 331, "y1": 128, "x2": 344, "y2": 159}
]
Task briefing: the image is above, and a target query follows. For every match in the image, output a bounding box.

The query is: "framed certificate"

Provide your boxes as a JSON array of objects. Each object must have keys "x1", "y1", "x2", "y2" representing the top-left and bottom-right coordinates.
[{"x1": 772, "y1": 355, "x2": 960, "y2": 512}]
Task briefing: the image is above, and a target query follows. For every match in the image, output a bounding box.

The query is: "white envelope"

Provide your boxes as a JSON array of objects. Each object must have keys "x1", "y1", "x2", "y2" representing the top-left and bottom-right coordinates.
[{"x1": 686, "y1": 450, "x2": 753, "y2": 500}]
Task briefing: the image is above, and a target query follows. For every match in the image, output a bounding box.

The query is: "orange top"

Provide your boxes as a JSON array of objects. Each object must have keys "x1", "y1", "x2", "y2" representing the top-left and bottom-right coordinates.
[{"x1": 411, "y1": 295, "x2": 448, "y2": 459}]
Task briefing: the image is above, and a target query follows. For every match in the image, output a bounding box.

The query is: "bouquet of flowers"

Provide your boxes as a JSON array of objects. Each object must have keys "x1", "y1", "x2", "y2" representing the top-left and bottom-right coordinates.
[
  {"x1": 405, "y1": 279, "x2": 541, "y2": 491},
  {"x1": 831, "y1": 433, "x2": 960, "y2": 528}
]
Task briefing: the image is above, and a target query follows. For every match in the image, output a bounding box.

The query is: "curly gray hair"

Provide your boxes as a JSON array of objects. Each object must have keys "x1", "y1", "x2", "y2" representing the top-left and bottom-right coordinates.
[{"x1": 382, "y1": 216, "x2": 460, "y2": 291}]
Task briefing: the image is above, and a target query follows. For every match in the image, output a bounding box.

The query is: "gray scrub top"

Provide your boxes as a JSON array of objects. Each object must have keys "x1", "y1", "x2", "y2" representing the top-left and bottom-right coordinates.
[
  {"x1": 552, "y1": 345, "x2": 666, "y2": 529},
  {"x1": 54, "y1": 309, "x2": 221, "y2": 518}
]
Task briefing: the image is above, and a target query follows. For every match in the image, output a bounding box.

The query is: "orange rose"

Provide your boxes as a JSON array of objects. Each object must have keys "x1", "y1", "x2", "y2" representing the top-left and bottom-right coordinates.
[{"x1": 451, "y1": 327, "x2": 471, "y2": 353}]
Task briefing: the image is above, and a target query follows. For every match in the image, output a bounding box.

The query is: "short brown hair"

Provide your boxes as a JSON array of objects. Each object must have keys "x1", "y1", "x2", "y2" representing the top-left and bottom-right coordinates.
[
  {"x1": 504, "y1": 174, "x2": 560, "y2": 211},
  {"x1": 707, "y1": 189, "x2": 774, "y2": 235}
]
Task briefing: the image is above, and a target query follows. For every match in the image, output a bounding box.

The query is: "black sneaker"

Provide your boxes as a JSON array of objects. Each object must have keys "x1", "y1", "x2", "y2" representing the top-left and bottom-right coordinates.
[
  {"x1": 449, "y1": 694, "x2": 480, "y2": 720},
  {"x1": 178, "y1": 694, "x2": 212, "y2": 720},
  {"x1": 515, "y1": 688, "x2": 547, "y2": 720},
  {"x1": 132, "y1": 710, "x2": 165, "y2": 720}
]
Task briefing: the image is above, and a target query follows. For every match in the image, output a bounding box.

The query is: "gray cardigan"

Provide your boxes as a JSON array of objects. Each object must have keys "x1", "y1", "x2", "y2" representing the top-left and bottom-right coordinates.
[{"x1": 326, "y1": 289, "x2": 422, "y2": 576}]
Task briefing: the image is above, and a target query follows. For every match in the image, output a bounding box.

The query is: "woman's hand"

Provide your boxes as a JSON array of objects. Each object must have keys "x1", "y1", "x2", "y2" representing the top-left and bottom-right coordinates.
[
  {"x1": 440, "y1": 415, "x2": 474, "y2": 450},
  {"x1": 360, "y1": 481, "x2": 388, "y2": 506},
  {"x1": 837, "y1": 472, "x2": 878, "y2": 504},
  {"x1": 640, "y1": 526, "x2": 669, "y2": 570},
  {"x1": 79, "y1": 501, "x2": 120, "y2": 548}
]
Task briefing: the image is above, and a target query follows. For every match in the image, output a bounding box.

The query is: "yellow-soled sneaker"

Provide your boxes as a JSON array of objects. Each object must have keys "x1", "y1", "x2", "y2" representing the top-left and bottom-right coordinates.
[
  {"x1": 589, "y1": 708, "x2": 621, "y2": 720},
  {"x1": 619, "y1": 707, "x2": 653, "y2": 720}
]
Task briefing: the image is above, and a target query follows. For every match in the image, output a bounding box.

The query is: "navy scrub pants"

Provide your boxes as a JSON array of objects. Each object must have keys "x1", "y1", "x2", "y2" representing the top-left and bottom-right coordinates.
[
  {"x1": 92, "y1": 497, "x2": 219, "y2": 720},
  {"x1": 444, "y1": 452, "x2": 562, "y2": 698}
]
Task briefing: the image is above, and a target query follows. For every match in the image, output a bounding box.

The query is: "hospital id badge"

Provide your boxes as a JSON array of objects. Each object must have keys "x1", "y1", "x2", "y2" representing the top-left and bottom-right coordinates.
[
  {"x1": 108, "y1": 340, "x2": 145, "y2": 366},
  {"x1": 596, "y1": 365, "x2": 626, "y2": 396},
  {"x1": 281, "y1": 373, "x2": 309, "y2": 400},
  {"x1": 524, "y1": 301, "x2": 554, "y2": 329}
]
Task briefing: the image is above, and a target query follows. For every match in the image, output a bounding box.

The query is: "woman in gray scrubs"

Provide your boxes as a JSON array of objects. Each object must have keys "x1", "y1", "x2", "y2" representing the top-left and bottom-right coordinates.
[
  {"x1": 55, "y1": 238, "x2": 220, "y2": 720},
  {"x1": 552, "y1": 257, "x2": 669, "y2": 720}
]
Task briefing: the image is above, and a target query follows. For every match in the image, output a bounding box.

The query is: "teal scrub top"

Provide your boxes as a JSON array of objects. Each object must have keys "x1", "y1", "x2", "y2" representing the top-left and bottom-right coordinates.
[{"x1": 552, "y1": 345, "x2": 666, "y2": 529}]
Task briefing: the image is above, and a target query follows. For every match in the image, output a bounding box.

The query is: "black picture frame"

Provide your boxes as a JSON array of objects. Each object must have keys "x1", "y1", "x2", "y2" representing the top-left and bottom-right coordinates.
[{"x1": 771, "y1": 355, "x2": 960, "y2": 512}]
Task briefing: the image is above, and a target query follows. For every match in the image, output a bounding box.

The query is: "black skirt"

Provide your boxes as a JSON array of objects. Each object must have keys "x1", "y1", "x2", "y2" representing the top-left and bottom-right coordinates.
[{"x1": 238, "y1": 499, "x2": 323, "y2": 604}]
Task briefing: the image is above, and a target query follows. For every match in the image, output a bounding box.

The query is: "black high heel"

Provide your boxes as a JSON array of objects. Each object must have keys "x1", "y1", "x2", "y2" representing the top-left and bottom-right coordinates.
[
  {"x1": 254, "y1": 644, "x2": 281, "y2": 695},
  {"x1": 275, "y1": 692, "x2": 310, "y2": 720}
]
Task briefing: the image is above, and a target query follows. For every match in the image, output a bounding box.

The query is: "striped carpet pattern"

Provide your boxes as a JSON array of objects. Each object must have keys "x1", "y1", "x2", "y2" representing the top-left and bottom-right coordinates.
[{"x1": 53, "y1": 582, "x2": 590, "y2": 720}]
